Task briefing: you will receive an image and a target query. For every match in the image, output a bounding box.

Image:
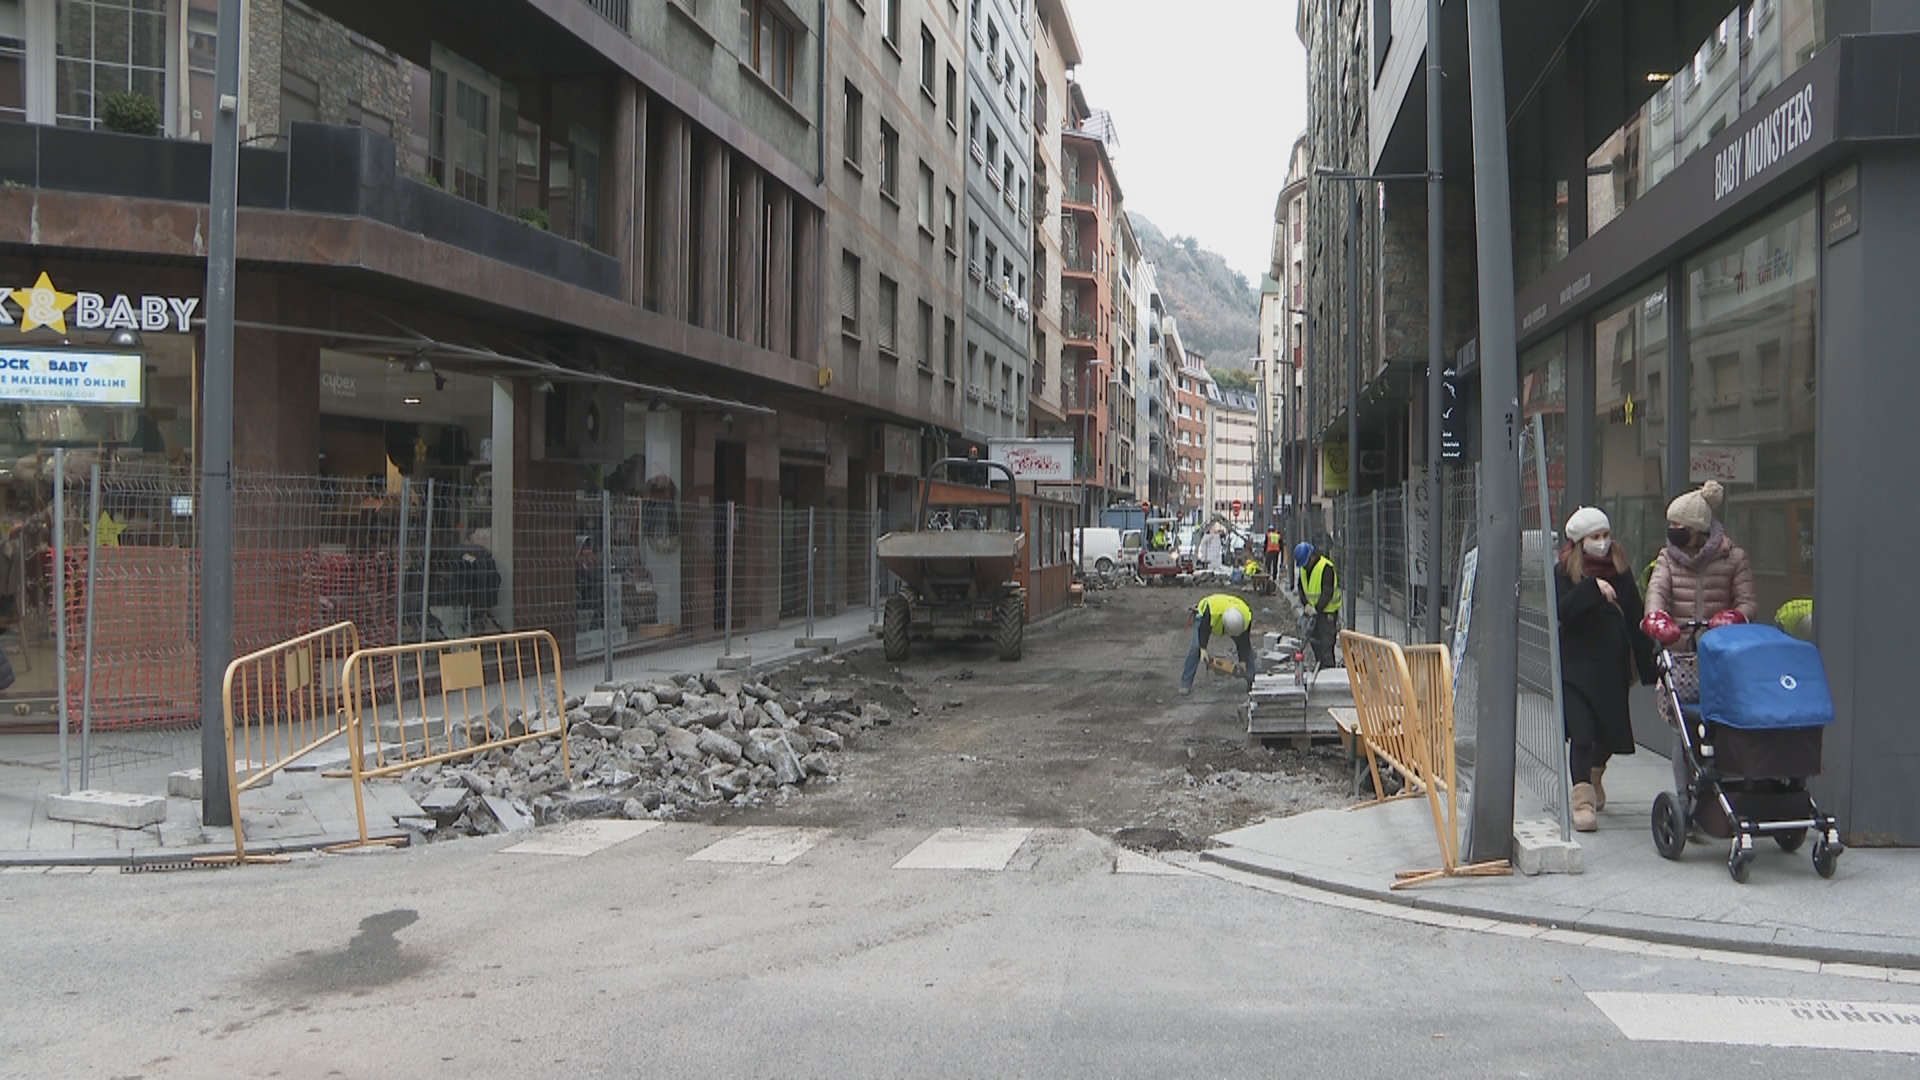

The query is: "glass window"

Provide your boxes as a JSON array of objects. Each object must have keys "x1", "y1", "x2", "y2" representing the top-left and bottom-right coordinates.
[
  {"x1": 55, "y1": 0, "x2": 170, "y2": 131},
  {"x1": 1519, "y1": 335, "x2": 1568, "y2": 537},
  {"x1": 0, "y1": 0, "x2": 26, "y2": 124},
  {"x1": 1683, "y1": 191, "x2": 1817, "y2": 615},
  {"x1": 1743, "y1": 0, "x2": 1832, "y2": 111},
  {"x1": 1592, "y1": 277, "x2": 1671, "y2": 568}
]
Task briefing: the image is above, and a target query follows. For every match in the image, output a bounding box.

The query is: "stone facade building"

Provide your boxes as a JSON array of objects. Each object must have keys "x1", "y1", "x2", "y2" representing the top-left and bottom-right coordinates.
[{"x1": 960, "y1": 0, "x2": 1034, "y2": 442}]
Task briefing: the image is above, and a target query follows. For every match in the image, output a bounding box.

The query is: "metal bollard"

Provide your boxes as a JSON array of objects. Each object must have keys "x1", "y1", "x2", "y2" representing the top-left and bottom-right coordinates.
[
  {"x1": 868, "y1": 512, "x2": 880, "y2": 626},
  {"x1": 1372, "y1": 491, "x2": 1383, "y2": 637},
  {"x1": 723, "y1": 501, "x2": 736, "y2": 657}
]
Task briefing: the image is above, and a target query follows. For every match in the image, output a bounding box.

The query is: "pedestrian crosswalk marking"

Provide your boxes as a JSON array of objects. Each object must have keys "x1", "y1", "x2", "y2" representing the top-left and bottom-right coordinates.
[
  {"x1": 1588, "y1": 992, "x2": 1920, "y2": 1054},
  {"x1": 892, "y1": 826, "x2": 1033, "y2": 871},
  {"x1": 502, "y1": 819, "x2": 660, "y2": 857},
  {"x1": 686, "y1": 826, "x2": 825, "y2": 865}
]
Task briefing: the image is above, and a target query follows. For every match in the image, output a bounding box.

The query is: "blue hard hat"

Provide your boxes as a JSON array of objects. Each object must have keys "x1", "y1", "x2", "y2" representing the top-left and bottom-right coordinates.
[{"x1": 1293, "y1": 542, "x2": 1314, "y2": 564}]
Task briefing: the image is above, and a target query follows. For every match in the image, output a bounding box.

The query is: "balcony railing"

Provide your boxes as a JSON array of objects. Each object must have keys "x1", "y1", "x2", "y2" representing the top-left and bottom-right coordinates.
[
  {"x1": 1061, "y1": 250, "x2": 1095, "y2": 274},
  {"x1": 1062, "y1": 180, "x2": 1096, "y2": 208},
  {"x1": 583, "y1": 0, "x2": 632, "y2": 32},
  {"x1": 1061, "y1": 311, "x2": 1098, "y2": 342}
]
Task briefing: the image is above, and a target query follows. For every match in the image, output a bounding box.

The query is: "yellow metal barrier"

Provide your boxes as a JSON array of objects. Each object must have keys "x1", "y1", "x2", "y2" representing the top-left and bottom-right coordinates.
[
  {"x1": 337, "y1": 631, "x2": 570, "y2": 848},
  {"x1": 218, "y1": 620, "x2": 364, "y2": 864},
  {"x1": 1341, "y1": 629, "x2": 1512, "y2": 890}
]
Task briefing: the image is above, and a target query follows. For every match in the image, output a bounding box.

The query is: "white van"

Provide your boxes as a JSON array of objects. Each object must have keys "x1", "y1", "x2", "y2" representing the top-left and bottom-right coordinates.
[{"x1": 1072, "y1": 527, "x2": 1126, "y2": 574}]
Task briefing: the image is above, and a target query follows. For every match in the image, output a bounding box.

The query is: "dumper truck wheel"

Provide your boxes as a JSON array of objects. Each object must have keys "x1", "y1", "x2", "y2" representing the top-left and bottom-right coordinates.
[
  {"x1": 995, "y1": 592, "x2": 1024, "y2": 661},
  {"x1": 883, "y1": 594, "x2": 911, "y2": 661}
]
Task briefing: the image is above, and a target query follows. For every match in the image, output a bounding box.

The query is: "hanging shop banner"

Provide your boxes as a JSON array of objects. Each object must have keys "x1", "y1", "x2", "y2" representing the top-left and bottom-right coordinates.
[
  {"x1": 0, "y1": 347, "x2": 144, "y2": 406},
  {"x1": 988, "y1": 438, "x2": 1073, "y2": 482}
]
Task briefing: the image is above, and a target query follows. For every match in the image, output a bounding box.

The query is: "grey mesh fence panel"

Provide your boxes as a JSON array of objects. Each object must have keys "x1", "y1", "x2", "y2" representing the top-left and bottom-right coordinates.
[{"x1": 1518, "y1": 416, "x2": 1573, "y2": 839}]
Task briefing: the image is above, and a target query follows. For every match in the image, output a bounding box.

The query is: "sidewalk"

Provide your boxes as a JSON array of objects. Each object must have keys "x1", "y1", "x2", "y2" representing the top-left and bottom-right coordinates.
[
  {"x1": 1203, "y1": 747, "x2": 1920, "y2": 970},
  {"x1": 0, "y1": 609, "x2": 880, "y2": 867}
]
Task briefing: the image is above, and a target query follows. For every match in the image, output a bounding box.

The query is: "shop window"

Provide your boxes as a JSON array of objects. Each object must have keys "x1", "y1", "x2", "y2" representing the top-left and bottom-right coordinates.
[
  {"x1": 1592, "y1": 277, "x2": 1670, "y2": 566},
  {"x1": 1683, "y1": 192, "x2": 1818, "y2": 614},
  {"x1": 1519, "y1": 335, "x2": 1567, "y2": 530}
]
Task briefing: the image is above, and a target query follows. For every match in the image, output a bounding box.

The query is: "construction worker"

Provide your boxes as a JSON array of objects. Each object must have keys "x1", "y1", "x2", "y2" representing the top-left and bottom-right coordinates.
[
  {"x1": 1151, "y1": 524, "x2": 1170, "y2": 552},
  {"x1": 1294, "y1": 541, "x2": 1342, "y2": 668},
  {"x1": 1264, "y1": 521, "x2": 1283, "y2": 580},
  {"x1": 1179, "y1": 592, "x2": 1257, "y2": 695}
]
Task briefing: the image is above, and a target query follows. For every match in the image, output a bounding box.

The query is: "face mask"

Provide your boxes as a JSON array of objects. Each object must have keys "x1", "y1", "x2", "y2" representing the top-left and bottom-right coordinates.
[
  {"x1": 1667, "y1": 526, "x2": 1692, "y2": 548},
  {"x1": 1582, "y1": 538, "x2": 1611, "y2": 558}
]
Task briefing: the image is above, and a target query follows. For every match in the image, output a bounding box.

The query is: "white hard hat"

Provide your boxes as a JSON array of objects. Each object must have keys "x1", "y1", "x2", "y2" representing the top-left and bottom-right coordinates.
[{"x1": 1222, "y1": 607, "x2": 1248, "y2": 636}]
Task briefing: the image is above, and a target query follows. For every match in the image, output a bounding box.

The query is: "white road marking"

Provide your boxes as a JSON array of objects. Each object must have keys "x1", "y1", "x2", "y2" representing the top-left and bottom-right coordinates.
[
  {"x1": 893, "y1": 827, "x2": 1033, "y2": 871},
  {"x1": 1588, "y1": 992, "x2": 1920, "y2": 1054},
  {"x1": 1114, "y1": 849, "x2": 1197, "y2": 876},
  {"x1": 502, "y1": 819, "x2": 660, "y2": 857},
  {"x1": 686, "y1": 826, "x2": 825, "y2": 866}
]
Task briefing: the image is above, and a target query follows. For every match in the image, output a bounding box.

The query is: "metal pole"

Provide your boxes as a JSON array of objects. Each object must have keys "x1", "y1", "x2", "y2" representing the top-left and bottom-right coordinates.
[
  {"x1": 723, "y1": 501, "x2": 736, "y2": 656},
  {"x1": 1346, "y1": 189, "x2": 1359, "y2": 580},
  {"x1": 805, "y1": 507, "x2": 817, "y2": 640},
  {"x1": 1426, "y1": 0, "x2": 1446, "y2": 645},
  {"x1": 868, "y1": 510, "x2": 879, "y2": 624},
  {"x1": 1466, "y1": 0, "x2": 1521, "y2": 865},
  {"x1": 394, "y1": 477, "x2": 411, "y2": 642},
  {"x1": 1372, "y1": 490, "x2": 1382, "y2": 637},
  {"x1": 52, "y1": 449, "x2": 67, "y2": 794},
  {"x1": 601, "y1": 489, "x2": 614, "y2": 683},
  {"x1": 419, "y1": 477, "x2": 435, "y2": 645},
  {"x1": 197, "y1": 0, "x2": 242, "y2": 827},
  {"x1": 81, "y1": 464, "x2": 100, "y2": 789}
]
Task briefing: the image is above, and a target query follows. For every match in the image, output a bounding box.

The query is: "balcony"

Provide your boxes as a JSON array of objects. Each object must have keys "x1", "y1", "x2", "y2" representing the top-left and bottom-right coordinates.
[
  {"x1": 1061, "y1": 310, "x2": 1097, "y2": 343},
  {"x1": 1030, "y1": 184, "x2": 1048, "y2": 220},
  {"x1": 1062, "y1": 179, "x2": 1095, "y2": 208},
  {"x1": 582, "y1": 0, "x2": 631, "y2": 32},
  {"x1": 971, "y1": 19, "x2": 986, "y2": 47},
  {"x1": 0, "y1": 120, "x2": 619, "y2": 297},
  {"x1": 1061, "y1": 250, "x2": 1095, "y2": 276}
]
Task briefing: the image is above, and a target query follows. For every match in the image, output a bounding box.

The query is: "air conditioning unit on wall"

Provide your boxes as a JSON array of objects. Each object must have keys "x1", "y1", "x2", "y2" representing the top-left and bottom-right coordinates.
[{"x1": 532, "y1": 381, "x2": 627, "y2": 463}]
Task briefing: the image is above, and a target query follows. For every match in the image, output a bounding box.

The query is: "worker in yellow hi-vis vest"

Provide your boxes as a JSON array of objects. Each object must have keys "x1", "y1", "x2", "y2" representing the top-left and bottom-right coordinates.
[
  {"x1": 1180, "y1": 592, "x2": 1256, "y2": 696},
  {"x1": 1293, "y1": 542, "x2": 1343, "y2": 668}
]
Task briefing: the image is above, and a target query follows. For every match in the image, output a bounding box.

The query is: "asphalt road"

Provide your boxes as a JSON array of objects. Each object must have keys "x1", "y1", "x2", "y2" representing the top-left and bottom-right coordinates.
[{"x1": 7, "y1": 822, "x2": 1920, "y2": 1078}]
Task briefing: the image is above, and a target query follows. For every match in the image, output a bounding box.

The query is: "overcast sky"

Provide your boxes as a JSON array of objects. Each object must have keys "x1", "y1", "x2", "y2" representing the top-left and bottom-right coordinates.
[{"x1": 1068, "y1": 0, "x2": 1309, "y2": 283}]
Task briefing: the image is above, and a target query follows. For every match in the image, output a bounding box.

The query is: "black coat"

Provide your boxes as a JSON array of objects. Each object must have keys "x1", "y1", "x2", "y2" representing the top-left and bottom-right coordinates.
[{"x1": 1554, "y1": 558, "x2": 1658, "y2": 755}]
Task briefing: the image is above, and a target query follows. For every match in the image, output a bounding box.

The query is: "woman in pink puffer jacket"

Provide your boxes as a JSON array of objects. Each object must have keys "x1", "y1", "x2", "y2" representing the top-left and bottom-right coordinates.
[{"x1": 1644, "y1": 480, "x2": 1759, "y2": 642}]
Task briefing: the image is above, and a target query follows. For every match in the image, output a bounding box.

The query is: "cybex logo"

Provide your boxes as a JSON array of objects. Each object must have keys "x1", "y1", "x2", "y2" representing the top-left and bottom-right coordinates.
[
  {"x1": 1780, "y1": 674, "x2": 1799, "y2": 691},
  {"x1": 321, "y1": 373, "x2": 357, "y2": 397}
]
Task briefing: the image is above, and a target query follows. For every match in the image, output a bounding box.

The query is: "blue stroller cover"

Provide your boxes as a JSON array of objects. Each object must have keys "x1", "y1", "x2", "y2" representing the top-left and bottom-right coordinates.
[{"x1": 1698, "y1": 624, "x2": 1836, "y2": 730}]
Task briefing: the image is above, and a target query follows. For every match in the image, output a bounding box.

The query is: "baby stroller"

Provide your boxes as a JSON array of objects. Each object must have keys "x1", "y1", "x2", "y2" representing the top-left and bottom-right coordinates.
[{"x1": 1646, "y1": 616, "x2": 1843, "y2": 883}]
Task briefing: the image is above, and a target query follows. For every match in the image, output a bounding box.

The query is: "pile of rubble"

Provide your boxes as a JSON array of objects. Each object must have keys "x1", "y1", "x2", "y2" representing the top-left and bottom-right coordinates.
[{"x1": 397, "y1": 669, "x2": 909, "y2": 839}]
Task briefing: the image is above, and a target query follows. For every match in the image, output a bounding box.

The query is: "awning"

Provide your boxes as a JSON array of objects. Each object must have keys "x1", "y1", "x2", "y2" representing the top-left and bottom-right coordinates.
[{"x1": 229, "y1": 319, "x2": 776, "y2": 415}]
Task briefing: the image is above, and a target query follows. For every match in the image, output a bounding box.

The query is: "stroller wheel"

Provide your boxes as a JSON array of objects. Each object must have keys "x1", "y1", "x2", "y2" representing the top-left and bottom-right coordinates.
[
  {"x1": 1773, "y1": 828, "x2": 1807, "y2": 854},
  {"x1": 1728, "y1": 840, "x2": 1754, "y2": 884},
  {"x1": 1651, "y1": 791, "x2": 1687, "y2": 860},
  {"x1": 1812, "y1": 839, "x2": 1841, "y2": 879}
]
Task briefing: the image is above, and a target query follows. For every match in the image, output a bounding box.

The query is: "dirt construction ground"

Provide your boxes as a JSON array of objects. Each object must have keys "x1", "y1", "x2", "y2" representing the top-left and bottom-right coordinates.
[{"x1": 720, "y1": 583, "x2": 1355, "y2": 851}]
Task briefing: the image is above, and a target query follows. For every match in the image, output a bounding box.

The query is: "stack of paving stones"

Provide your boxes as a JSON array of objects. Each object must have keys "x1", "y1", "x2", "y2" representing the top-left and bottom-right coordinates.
[{"x1": 397, "y1": 672, "x2": 899, "y2": 839}]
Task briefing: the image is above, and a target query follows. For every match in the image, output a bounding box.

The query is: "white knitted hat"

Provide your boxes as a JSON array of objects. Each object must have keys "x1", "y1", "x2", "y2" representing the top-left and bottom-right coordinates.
[
  {"x1": 1565, "y1": 506, "x2": 1610, "y2": 543},
  {"x1": 1666, "y1": 481, "x2": 1725, "y2": 532}
]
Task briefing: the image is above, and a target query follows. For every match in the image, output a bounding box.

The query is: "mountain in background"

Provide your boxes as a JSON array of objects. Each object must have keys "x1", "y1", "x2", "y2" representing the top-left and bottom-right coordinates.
[{"x1": 1129, "y1": 213, "x2": 1260, "y2": 369}]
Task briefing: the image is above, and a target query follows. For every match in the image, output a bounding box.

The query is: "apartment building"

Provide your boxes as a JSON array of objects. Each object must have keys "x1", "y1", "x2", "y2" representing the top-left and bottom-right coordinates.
[
  {"x1": 1207, "y1": 384, "x2": 1258, "y2": 524},
  {"x1": 1026, "y1": 0, "x2": 1081, "y2": 436},
  {"x1": 1169, "y1": 326, "x2": 1208, "y2": 516},
  {"x1": 1107, "y1": 210, "x2": 1140, "y2": 503},
  {"x1": 1131, "y1": 257, "x2": 1164, "y2": 512},
  {"x1": 960, "y1": 0, "x2": 1034, "y2": 441},
  {"x1": 1263, "y1": 134, "x2": 1310, "y2": 525},
  {"x1": 1057, "y1": 87, "x2": 1120, "y2": 515},
  {"x1": 825, "y1": 0, "x2": 970, "y2": 526}
]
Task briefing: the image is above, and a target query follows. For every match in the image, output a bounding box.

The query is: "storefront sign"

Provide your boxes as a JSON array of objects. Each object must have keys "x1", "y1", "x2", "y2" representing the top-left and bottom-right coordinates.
[
  {"x1": 1825, "y1": 163, "x2": 1860, "y2": 245},
  {"x1": 0, "y1": 347, "x2": 143, "y2": 406},
  {"x1": 0, "y1": 272, "x2": 199, "y2": 335},
  {"x1": 1690, "y1": 444, "x2": 1757, "y2": 485},
  {"x1": 988, "y1": 438, "x2": 1073, "y2": 482},
  {"x1": 1715, "y1": 83, "x2": 1816, "y2": 203}
]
